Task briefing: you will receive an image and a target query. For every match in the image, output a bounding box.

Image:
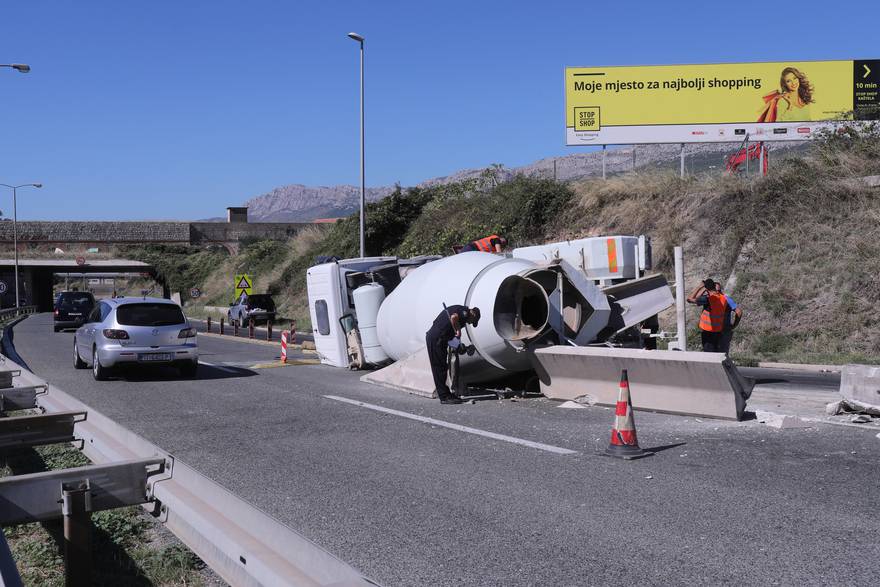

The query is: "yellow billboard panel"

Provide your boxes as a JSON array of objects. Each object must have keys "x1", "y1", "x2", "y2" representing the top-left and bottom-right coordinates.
[{"x1": 565, "y1": 59, "x2": 879, "y2": 145}]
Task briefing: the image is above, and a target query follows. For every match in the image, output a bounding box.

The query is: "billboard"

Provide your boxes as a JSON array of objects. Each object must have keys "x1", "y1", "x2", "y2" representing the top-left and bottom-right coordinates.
[{"x1": 565, "y1": 59, "x2": 880, "y2": 145}]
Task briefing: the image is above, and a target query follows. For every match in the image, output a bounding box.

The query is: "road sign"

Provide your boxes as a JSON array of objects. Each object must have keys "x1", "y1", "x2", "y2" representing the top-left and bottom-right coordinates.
[
  {"x1": 234, "y1": 274, "x2": 253, "y2": 298},
  {"x1": 75, "y1": 256, "x2": 86, "y2": 266},
  {"x1": 190, "y1": 287, "x2": 201, "y2": 299},
  {"x1": 0, "y1": 281, "x2": 6, "y2": 294}
]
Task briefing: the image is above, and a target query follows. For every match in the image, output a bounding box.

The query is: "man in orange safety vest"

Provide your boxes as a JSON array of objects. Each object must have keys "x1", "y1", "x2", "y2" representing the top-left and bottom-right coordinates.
[
  {"x1": 686, "y1": 278, "x2": 728, "y2": 352},
  {"x1": 458, "y1": 234, "x2": 508, "y2": 254}
]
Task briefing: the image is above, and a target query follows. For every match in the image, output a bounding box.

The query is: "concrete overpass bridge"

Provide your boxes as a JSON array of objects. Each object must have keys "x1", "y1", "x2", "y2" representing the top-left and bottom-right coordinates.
[{"x1": 0, "y1": 208, "x2": 310, "y2": 255}]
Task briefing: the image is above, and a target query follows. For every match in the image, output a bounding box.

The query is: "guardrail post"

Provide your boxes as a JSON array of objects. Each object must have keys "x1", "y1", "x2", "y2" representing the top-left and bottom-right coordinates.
[
  {"x1": 290, "y1": 320, "x2": 297, "y2": 345},
  {"x1": 219, "y1": 317, "x2": 225, "y2": 335},
  {"x1": 233, "y1": 319, "x2": 239, "y2": 336},
  {"x1": 206, "y1": 316, "x2": 212, "y2": 333},
  {"x1": 248, "y1": 318, "x2": 255, "y2": 339},
  {"x1": 62, "y1": 480, "x2": 92, "y2": 587},
  {"x1": 267, "y1": 320, "x2": 272, "y2": 341}
]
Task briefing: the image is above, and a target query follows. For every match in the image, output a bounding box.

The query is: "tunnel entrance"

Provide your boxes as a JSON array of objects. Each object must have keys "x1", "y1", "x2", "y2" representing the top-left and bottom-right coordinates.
[{"x1": 0, "y1": 259, "x2": 164, "y2": 311}]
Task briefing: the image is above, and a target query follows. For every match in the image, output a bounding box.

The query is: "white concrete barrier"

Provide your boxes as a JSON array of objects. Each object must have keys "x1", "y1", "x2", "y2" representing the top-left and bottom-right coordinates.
[
  {"x1": 840, "y1": 364, "x2": 880, "y2": 409},
  {"x1": 532, "y1": 346, "x2": 754, "y2": 420},
  {"x1": 360, "y1": 349, "x2": 436, "y2": 398}
]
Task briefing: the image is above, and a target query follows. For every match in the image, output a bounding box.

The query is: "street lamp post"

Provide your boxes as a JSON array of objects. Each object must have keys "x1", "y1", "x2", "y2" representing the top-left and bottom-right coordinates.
[
  {"x1": 0, "y1": 63, "x2": 30, "y2": 73},
  {"x1": 347, "y1": 32, "x2": 365, "y2": 258},
  {"x1": 0, "y1": 183, "x2": 42, "y2": 308}
]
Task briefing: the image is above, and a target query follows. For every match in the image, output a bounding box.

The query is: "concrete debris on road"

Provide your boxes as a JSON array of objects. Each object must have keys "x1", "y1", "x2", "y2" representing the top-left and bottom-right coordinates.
[
  {"x1": 825, "y1": 398, "x2": 880, "y2": 417},
  {"x1": 754, "y1": 410, "x2": 814, "y2": 429},
  {"x1": 558, "y1": 400, "x2": 588, "y2": 409}
]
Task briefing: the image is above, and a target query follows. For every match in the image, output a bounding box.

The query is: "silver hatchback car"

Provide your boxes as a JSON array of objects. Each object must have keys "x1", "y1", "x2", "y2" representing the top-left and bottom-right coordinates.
[{"x1": 73, "y1": 297, "x2": 199, "y2": 380}]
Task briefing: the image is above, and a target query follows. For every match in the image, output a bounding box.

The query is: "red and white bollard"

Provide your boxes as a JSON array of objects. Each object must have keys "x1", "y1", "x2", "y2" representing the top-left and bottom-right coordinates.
[{"x1": 280, "y1": 330, "x2": 288, "y2": 364}]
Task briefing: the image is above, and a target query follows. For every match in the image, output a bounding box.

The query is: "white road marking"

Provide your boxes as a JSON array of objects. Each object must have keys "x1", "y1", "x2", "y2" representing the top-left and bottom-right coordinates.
[
  {"x1": 198, "y1": 360, "x2": 240, "y2": 374},
  {"x1": 324, "y1": 395, "x2": 577, "y2": 455}
]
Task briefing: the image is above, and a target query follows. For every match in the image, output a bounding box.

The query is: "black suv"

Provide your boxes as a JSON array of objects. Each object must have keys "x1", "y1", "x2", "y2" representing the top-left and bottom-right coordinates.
[{"x1": 54, "y1": 291, "x2": 96, "y2": 332}]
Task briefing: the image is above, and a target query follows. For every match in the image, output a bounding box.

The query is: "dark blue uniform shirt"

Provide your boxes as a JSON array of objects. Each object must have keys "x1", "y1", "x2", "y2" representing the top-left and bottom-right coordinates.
[{"x1": 426, "y1": 305, "x2": 470, "y2": 340}]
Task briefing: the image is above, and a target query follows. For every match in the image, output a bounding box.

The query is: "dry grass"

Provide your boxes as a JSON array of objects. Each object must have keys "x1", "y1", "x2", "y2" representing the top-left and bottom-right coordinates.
[
  {"x1": 561, "y1": 134, "x2": 880, "y2": 364},
  {"x1": 290, "y1": 225, "x2": 329, "y2": 257}
]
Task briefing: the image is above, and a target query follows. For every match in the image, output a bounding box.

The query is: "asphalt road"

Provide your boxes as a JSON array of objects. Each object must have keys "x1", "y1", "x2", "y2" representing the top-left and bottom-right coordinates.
[{"x1": 11, "y1": 313, "x2": 880, "y2": 586}]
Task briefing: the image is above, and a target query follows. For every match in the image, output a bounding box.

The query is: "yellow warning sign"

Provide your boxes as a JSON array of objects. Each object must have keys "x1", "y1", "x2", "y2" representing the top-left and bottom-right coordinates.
[{"x1": 234, "y1": 274, "x2": 253, "y2": 298}]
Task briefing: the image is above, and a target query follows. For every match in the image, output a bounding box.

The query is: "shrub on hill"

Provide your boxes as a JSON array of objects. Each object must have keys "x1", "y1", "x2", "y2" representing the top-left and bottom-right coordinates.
[{"x1": 121, "y1": 244, "x2": 228, "y2": 298}]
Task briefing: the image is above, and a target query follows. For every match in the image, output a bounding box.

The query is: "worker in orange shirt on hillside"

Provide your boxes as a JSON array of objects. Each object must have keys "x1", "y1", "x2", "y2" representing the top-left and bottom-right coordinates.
[
  {"x1": 686, "y1": 278, "x2": 728, "y2": 353},
  {"x1": 458, "y1": 234, "x2": 508, "y2": 254}
]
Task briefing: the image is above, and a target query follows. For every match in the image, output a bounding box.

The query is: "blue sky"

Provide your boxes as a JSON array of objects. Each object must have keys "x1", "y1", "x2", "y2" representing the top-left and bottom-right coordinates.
[{"x1": 1, "y1": 0, "x2": 876, "y2": 220}]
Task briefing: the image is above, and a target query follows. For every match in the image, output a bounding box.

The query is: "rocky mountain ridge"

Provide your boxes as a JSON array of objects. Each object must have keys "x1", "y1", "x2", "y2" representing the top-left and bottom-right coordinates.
[{"x1": 242, "y1": 142, "x2": 804, "y2": 222}]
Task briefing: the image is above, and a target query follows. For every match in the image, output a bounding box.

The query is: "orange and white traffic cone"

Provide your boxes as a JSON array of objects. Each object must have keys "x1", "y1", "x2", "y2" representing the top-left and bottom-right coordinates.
[{"x1": 604, "y1": 369, "x2": 650, "y2": 460}]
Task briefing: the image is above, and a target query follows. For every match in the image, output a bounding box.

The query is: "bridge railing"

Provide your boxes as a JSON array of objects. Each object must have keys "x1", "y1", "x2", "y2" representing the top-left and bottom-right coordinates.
[{"x1": 0, "y1": 306, "x2": 37, "y2": 325}]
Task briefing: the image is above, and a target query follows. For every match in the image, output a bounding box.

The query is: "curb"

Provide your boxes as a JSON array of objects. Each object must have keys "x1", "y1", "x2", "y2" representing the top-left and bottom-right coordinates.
[
  {"x1": 1, "y1": 315, "x2": 32, "y2": 371},
  {"x1": 196, "y1": 331, "x2": 318, "y2": 354},
  {"x1": 189, "y1": 319, "x2": 314, "y2": 343},
  {"x1": 250, "y1": 359, "x2": 321, "y2": 369},
  {"x1": 197, "y1": 331, "x2": 288, "y2": 348},
  {"x1": 756, "y1": 362, "x2": 842, "y2": 373}
]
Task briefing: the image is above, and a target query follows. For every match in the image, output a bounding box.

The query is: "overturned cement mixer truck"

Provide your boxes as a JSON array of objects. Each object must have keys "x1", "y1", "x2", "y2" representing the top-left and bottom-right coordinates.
[{"x1": 306, "y1": 235, "x2": 752, "y2": 420}]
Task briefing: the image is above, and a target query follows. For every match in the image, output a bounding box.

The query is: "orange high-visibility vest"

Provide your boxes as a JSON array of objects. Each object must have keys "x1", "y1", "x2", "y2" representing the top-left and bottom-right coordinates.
[
  {"x1": 699, "y1": 292, "x2": 728, "y2": 332},
  {"x1": 473, "y1": 234, "x2": 500, "y2": 252}
]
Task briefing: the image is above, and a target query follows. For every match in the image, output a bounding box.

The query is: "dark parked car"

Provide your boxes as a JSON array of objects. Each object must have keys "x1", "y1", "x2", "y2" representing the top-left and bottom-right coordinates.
[
  {"x1": 227, "y1": 293, "x2": 277, "y2": 325},
  {"x1": 54, "y1": 291, "x2": 96, "y2": 332}
]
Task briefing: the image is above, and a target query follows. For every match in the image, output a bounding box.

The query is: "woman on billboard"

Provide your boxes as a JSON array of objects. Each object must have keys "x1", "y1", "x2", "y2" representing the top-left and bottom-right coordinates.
[{"x1": 758, "y1": 66, "x2": 814, "y2": 122}]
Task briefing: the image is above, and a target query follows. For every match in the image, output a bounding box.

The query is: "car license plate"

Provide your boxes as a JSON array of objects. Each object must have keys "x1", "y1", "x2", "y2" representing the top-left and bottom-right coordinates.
[
  {"x1": 139, "y1": 353, "x2": 172, "y2": 362},
  {"x1": 68, "y1": 313, "x2": 81, "y2": 317}
]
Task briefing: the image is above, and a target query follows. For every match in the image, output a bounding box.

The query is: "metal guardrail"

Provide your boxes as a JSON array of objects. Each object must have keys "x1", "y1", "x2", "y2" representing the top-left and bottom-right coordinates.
[
  {"x1": 0, "y1": 527, "x2": 23, "y2": 587},
  {"x1": 0, "y1": 318, "x2": 377, "y2": 586},
  {"x1": 1, "y1": 458, "x2": 166, "y2": 525},
  {"x1": 0, "y1": 307, "x2": 37, "y2": 325}
]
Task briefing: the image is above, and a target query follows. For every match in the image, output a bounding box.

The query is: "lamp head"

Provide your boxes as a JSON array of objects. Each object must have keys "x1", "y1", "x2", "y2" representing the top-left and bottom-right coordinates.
[
  {"x1": 347, "y1": 32, "x2": 364, "y2": 43},
  {"x1": 11, "y1": 64, "x2": 30, "y2": 73},
  {"x1": 33, "y1": 183, "x2": 43, "y2": 188}
]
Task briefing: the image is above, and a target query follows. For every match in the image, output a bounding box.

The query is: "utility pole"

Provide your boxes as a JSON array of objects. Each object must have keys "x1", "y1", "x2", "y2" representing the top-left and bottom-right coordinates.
[
  {"x1": 347, "y1": 32, "x2": 366, "y2": 258},
  {"x1": 674, "y1": 246, "x2": 686, "y2": 351},
  {"x1": 679, "y1": 144, "x2": 685, "y2": 178},
  {"x1": 602, "y1": 145, "x2": 606, "y2": 180},
  {"x1": 745, "y1": 134, "x2": 750, "y2": 177}
]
